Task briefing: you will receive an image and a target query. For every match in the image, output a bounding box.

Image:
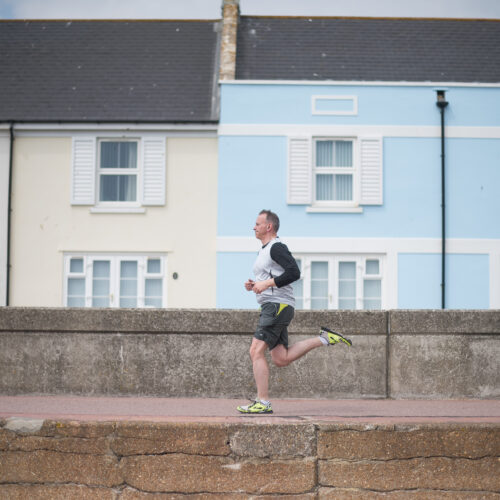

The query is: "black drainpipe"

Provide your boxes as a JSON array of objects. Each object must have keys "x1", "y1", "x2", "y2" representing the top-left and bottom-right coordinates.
[
  {"x1": 6, "y1": 122, "x2": 14, "y2": 306},
  {"x1": 436, "y1": 91, "x2": 448, "y2": 310}
]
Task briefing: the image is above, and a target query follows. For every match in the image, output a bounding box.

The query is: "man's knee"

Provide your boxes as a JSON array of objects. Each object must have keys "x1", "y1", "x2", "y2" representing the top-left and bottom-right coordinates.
[
  {"x1": 271, "y1": 346, "x2": 290, "y2": 367},
  {"x1": 250, "y1": 339, "x2": 268, "y2": 361}
]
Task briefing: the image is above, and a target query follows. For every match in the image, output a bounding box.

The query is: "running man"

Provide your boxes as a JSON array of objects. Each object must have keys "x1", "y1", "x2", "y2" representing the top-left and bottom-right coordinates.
[{"x1": 237, "y1": 209, "x2": 352, "y2": 415}]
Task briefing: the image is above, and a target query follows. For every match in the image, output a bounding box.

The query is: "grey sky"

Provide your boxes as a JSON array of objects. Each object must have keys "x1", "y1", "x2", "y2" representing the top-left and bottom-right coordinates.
[{"x1": 0, "y1": 0, "x2": 499, "y2": 20}]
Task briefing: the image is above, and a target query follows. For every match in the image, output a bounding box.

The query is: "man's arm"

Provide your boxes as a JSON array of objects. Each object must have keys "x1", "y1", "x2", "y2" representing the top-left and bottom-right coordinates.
[{"x1": 270, "y1": 242, "x2": 300, "y2": 287}]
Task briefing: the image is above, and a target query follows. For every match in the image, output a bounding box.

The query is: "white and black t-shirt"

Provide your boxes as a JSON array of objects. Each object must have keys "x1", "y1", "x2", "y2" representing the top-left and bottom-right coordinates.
[{"x1": 252, "y1": 237, "x2": 300, "y2": 307}]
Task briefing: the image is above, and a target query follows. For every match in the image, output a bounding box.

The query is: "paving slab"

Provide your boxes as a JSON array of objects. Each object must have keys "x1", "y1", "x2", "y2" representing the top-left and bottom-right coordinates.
[{"x1": 1, "y1": 396, "x2": 499, "y2": 423}]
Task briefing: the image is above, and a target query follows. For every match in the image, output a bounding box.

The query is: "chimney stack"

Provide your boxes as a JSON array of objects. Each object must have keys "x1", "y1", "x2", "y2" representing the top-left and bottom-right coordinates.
[{"x1": 219, "y1": 0, "x2": 239, "y2": 80}]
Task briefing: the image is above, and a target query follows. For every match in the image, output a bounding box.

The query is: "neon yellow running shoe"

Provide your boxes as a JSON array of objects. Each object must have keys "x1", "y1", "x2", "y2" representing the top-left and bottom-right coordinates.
[
  {"x1": 237, "y1": 400, "x2": 273, "y2": 414},
  {"x1": 320, "y1": 326, "x2": 352, "y2": 346}
]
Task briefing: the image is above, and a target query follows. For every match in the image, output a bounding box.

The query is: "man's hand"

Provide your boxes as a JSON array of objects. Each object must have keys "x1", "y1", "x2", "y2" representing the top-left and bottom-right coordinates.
[
  {"x1": 252, "y1": 278, "x2": 275, "y2": 294},
  {"x1": 244, "y1": 279, "x2": 255, "y2": 291}
]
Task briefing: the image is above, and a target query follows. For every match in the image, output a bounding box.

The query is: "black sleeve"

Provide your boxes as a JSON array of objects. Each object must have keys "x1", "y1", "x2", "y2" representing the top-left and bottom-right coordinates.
[{"x1": 270, "y1": 242, "x2": 301, "y2": 288}]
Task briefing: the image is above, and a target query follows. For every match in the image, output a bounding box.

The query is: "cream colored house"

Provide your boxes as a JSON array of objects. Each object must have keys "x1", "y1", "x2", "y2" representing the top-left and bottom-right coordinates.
[{"x1": 0, "y1": 20, "x2": 221, "y2": 308}]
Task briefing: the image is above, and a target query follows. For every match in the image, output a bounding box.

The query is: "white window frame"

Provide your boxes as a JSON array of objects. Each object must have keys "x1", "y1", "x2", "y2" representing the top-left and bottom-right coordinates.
[
  {"x1": 63, "y1": 253, "x2": 167, "y2": 308},
  {"x1": 96, "y1": 138, "x2": 141, "y2": 210},
  {"x1": 312, "y1": 137, "x2": 358, "y2": 209},
  {"x1": 293, "y1": 254, "x2": 385, "y2": 310},
  {"x1": 287, "y1": 135, "x2": 383, "y2": 212},
  {"x1": 71, "y1": 134, "x2": 166, "y2": 212}
]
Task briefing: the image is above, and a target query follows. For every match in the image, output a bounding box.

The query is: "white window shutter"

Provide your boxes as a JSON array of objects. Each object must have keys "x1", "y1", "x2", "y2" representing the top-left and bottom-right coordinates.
[
  {"x1": 142, "y1": 137, "x2": 166, "y2": 206},
  {"x1": 71, "y1": 137, "x2": 96, "y2": 205},
  {"x1": 359, "y1": 137, "x2": 383, "y2": 205},
  {"x1": 287, "y1": 137, "x2": 312, "y2": 205}
]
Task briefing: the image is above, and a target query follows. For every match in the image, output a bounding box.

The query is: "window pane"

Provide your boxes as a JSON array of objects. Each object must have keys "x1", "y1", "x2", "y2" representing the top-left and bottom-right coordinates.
[
  {"x1": 339, "y1": 298, "x2": 356, "y2": 309},
  {"x1": 364, "y1": 279, "x2": 381, "y2": 298},
  {"x1": 92, "y1": 260, "x2": 110, "y2": 307},
  {"x1": 339, "y1": 262, "x2": 356, "y2": 310},
  {"x1": 339, "y1": 280, "x2": 356, "y2": 297},
  {"x1": 364, "y1": 278, "x2": 381, "y2": 310},
  {"x1": 101, "y1": 142, "x2": 137, "y2": 169},
  {"x1": 119, "y1": 142, "x2": 137, "y2": 168},
  {"x1": 316, "y1": 140, "x2": 333, "y2": 167},
  {"x1": 121, "y1": 261, "x2": 138, "y2": 278},
  {"x1": 145, "y1": 297, "x2": 162, "y2": 308},
  {"x1": 339, "y1": 262, "x2": 356, "y2": 279},
  {"x1": 145, "y1": 278, "x2": 163, "y2": 308},
  {"x1": 312, "y1": 297, "x2": 328, "y2": 310},
  {"x1": 145, "y1": 278, "x2": 162, "y2": 297},
  {"x1": 335, "y1": 141, "x2": 353, "y2": 167},
  {"x1": 120, "y1": 261, "x2": 138, "y2": 308},
  {"x1": 68, "y1": 296, "x2": 85, "y2": 307},
  {"x1": 68, "y1": 277, "x2": 85, "y2": 296},
  {"x1": 93, "y1": 261, "x2": 110, "y2": 278},
  {"x1": 100, "y1": 175, "x2": 137, "y2": 202},
  {"x1": 311, "y1": 261, "x2": 328, "y2": 279},
  {"x1": 120, "y1": 297, "x2": 137, "y2": 308},
  {"x1": 70, "y1": 258, "x2": 84, "y2": 273},
  {"x1": 364, "y1": 299, "x2": 381, "y2": 310},
  {"x1": 316, "y1": 174, "x2": 334, "y2": 201},
  {"x1": 366, "y1": 259, "x2": 380, "y2": 275},
  {"x1": 92, "y1": 279, "x2": 109, "y2": 296},
  {"x1": 68, "y1": 276, "x2": 85, "y2": 308},
  {"x1": 335, "y1": 174, "x2": 353, "y2": 201},
  {"x1": 312, "y1": 280, "x2": 328, "y2": 298},
  {"x1": 311, "y1": 261, "x2": 328, "y2": 310},
  {"x1": 92, "y1": 297, "x2": 109, "y2": 307},
  {"x1": 147, "y1": 259, "x2": 161, "y2": 274}
]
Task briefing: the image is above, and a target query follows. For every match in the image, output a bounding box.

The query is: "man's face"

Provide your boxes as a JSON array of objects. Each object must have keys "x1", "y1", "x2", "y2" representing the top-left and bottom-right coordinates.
[{"x1": 253, "y1": 214, "x2": 271, "y2": 241}]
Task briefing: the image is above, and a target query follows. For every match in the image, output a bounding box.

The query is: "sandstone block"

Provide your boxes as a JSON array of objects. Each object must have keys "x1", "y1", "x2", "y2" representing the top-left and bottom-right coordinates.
[
  {"x1": 121, "y1": 489, "x2": 316, "y2": 499},
  {"x1": 319, "y1": 488, "x2": 500, "y2": 499},
  {"x1": 230, "y1": 423, "x2": 316, "y2": 457},
  {"x1": 0, "y1": 450, "x2": 122, "y2": 487},
  {"x1": 319, "y1": 457, "x2": 500, "y2": 491},
  {"x1": 318, "y1": 425, "x2": 500, "y2": 459},
  {"x1": 113, "y1": 422, "x2": 230, "y2": 456},
  {"x1": 122, "y1": 454, "x2": 316, "y2": 494},
  {"x1": 0, "y1": 484, "x2": 115, "y2": 499}
]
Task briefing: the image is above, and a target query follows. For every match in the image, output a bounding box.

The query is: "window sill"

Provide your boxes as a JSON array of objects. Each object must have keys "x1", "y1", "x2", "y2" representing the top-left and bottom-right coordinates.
[
  {"x1": 306, "y1": 206, "x2": 363, "y2": 214},
  {"x1": 90, "y1": 206, "x2": 146, "y2": 214}
]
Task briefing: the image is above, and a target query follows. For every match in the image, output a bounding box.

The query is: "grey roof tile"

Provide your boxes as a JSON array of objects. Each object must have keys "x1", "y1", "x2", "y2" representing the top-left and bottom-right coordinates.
[
  {"x1": 0, "y1": 20, "x2": 220, "y2": 122},
  {"x1": 235, "y1": 17, "x2": 500, "y2": 83}
]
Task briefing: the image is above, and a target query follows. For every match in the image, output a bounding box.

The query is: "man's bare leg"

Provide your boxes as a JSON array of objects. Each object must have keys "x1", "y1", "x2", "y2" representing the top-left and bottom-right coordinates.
[
  {"x1": 270, "y1": 337, "x2": 323, "y2": 367},
  {"x1": 249, "y1": 337, "x2": 270, "y2": 401}
]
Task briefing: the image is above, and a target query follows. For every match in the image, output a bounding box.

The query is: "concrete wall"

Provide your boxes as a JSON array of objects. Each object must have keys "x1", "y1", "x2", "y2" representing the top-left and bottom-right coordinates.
[
  {"x1": 0, "y1": 308, "x2": 498, "y2": 399},
  {"x1": 9, "y1": 135, "x2": 218, "y2": 308},
  {"x1": 1, "y1": 419, "x2": 499, "y2": 498}
]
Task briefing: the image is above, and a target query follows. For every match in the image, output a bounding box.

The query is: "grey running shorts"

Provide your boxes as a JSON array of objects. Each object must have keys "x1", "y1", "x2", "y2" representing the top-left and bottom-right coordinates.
[{"x1": 254, "y1": 302, "x2": 295, "y2": 350}]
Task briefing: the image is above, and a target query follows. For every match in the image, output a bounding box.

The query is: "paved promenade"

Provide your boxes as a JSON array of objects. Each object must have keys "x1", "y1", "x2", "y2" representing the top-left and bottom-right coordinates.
[{"x1": 1, "y1": 395, "x2": 499, "y2": 423}]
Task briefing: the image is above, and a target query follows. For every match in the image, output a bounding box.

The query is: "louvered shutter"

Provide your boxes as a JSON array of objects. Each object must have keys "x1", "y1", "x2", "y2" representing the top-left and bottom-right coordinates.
[
  {"x1": 142, "y1": 137, "x2": 166, "y2": 206},
  {"x1": 71, "y1": 137, "x2": 96, "y2": 205},
  {"x1": 359, "y1": 137, "x2": 383, "y2": 205},
  {"x1": 287, "y1": 137, "x2": 312, "y2": 205}
]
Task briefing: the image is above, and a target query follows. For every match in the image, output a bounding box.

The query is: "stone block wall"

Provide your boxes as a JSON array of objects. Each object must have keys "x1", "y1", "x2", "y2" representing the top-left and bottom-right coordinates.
[
  {"x1": 0, "y1": 419, "x2": 499, "y2": 498},
  {"x1": 0, "y1": 307, "x2": 499, "y2": 399}
]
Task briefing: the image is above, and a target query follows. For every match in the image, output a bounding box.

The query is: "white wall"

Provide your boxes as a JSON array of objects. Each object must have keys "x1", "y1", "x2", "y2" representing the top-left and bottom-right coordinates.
[{"x1": 9, "y1": 135, "x2": 218, "y2": 307}]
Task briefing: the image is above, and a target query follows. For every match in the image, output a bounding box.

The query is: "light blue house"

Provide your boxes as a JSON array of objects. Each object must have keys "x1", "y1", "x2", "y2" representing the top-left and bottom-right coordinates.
[{"x1": 217, "y1": 16, "x2": 500, "y2": 310}]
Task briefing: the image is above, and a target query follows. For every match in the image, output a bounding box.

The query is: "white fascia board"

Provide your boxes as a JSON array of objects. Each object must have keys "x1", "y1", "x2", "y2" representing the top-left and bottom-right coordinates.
[
  {"x1": 219, "y1": 124, "x2": 500, "y2": 139},
  {"x1": 220, "y1": 80, "x2": 500, "y2": 88},
  {"x1": 8, "y1": 123, "x2": 218, "y2": 137},
  {"x1": 217, "y1": 236, "x2": 500, "y2": 254}
]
